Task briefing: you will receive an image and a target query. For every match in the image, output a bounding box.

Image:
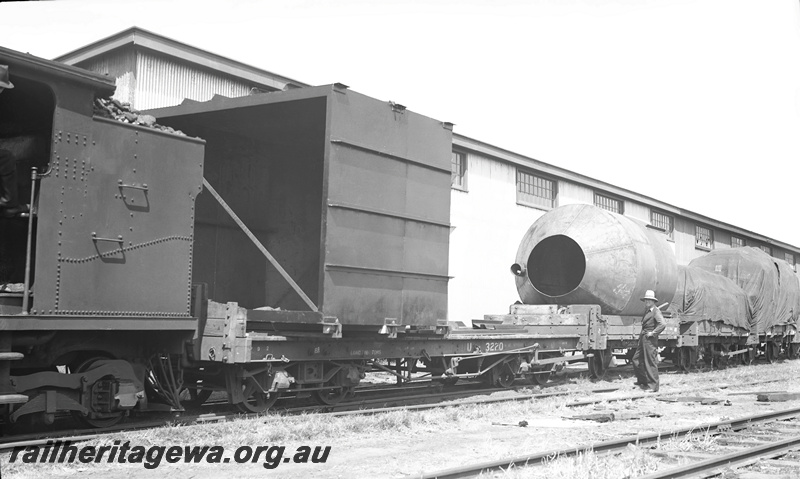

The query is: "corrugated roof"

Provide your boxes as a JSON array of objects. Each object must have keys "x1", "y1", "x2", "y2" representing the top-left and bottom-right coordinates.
[{"x1": 53, "y1": 26, "x2": 309, "y2": 92}]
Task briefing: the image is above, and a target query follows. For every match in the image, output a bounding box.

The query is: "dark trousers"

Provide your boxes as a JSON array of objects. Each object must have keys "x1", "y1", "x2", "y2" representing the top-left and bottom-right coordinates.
[
  {"x1": 0, "y1": 148, "x2": 18, "y2": 207},
  {"x1": 632, "y1": 334, "x2": 659, "y2": 391}
]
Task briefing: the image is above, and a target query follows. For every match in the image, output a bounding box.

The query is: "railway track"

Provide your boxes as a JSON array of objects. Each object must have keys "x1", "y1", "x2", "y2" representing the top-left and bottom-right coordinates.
[
  {"x1": 420, "y1": 403, "x2": 800, "y2": 478},
  {"x1": 0, "y1": 371, "x2": 786, "y2": 456},
  {"x1": 0, "y1": 381, "x2": 613, "y2": 452}
]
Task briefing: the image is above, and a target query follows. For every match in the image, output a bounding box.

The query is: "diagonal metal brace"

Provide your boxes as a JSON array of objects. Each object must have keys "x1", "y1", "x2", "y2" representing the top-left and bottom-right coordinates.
[{"x1": 202, "y1": 178, "x2": 318, "y2": 312}]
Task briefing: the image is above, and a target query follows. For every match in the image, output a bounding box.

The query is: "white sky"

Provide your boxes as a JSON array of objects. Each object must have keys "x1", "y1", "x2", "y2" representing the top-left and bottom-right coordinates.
[{"x1": 2, "y1": 0, "x2": 800, "y2": 246}]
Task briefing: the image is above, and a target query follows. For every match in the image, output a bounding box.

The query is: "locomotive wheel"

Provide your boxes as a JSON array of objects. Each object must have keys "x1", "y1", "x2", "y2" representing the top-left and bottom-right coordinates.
[
  {"x1": 313, "y1": 386, "x2": 353, "y2": 406},
  {"x1": 765, "y1": 341, "x2": 780, "y2": 364},
  {"x1": 71, "y1": 357, "x2": 126, "y2": 428},
  {"x1": 587, "y1": 349, "x2": 612, "y2": 380},
  {"x1": 236, "y1": 373, "x2": 280, "y2": 413}
]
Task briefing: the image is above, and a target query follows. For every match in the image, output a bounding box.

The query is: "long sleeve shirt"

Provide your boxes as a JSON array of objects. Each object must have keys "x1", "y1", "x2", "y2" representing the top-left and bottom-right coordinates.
[{"x1": 642, "y1": 306, "x2": 666, "y2": 336}]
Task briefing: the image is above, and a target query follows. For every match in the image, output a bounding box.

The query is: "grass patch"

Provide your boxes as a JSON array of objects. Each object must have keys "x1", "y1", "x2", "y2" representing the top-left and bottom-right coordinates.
[{"x1": 485, "y1": 444, "x2": 662, "y2": 479}]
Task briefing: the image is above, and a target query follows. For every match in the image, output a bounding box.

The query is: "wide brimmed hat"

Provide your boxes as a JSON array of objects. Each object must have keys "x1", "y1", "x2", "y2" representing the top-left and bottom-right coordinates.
[
  {"x1": 640, "y1": 290, "x2": 658, "y2": 302},
  {"x1": 0, "y1": 65, "x2": 14, "y2": 89}
]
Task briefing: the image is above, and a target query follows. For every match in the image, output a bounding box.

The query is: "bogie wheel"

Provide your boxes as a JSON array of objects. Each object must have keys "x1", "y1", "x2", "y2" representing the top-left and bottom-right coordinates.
[
  {"x1": 735, "y1": 346, "x2": 748, "y2": 366},
  {"x1": 765, "y1": 341, "x2": 780, "y2": 364},
  {"x1": 237, "y1": 372, "x2": 280, "y2": 413},
  {"x1": 587, "y1": 349, "x2": 613, "y2": 380},
  {"x1": 70, "y1": 357, "x2": 126, "y2": 428},
  {"x1": 710, "y1": 344, "x2": 729, "y2": 370},
  {"x1": 788, "y1": 342, "x2": 800, "y2": 360},
  {"x1": 678, "y1": 347, "x2": 697, "y2": 372},
  {"x1": 527, "y1": 365, "x2": 553, "y2": 386},
  {"x1": 623, "y1": 348, "x2": 636, "y2": 365},
  {"x1": 746, "y1": 346, "x2": 757, "y2": 365},
  {"x1": 701, "y1": 347, "x2": 712, "y2": 367},
  {"x1": 313, "y1": 386, "x2": 353, "y2": 406},
  {"x1": 494, "y1": 363, "x2": 516, "y2": 389}
]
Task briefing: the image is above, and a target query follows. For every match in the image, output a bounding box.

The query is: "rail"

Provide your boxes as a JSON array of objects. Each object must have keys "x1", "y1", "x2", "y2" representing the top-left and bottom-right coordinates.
[{"x1": 420, "y1": 404, "x2": 800, "y2": 479}]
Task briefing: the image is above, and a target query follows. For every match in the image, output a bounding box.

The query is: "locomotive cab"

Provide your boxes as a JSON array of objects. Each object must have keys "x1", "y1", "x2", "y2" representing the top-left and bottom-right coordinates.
[{"x1": 0, "y1": 74, "x2": 54, "y2": 300}]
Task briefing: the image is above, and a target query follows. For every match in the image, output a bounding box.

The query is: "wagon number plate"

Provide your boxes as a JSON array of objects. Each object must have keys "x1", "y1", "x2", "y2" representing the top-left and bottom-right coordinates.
[{"x1": 485, "y1": 342, "x2": 504, "y2": 352}]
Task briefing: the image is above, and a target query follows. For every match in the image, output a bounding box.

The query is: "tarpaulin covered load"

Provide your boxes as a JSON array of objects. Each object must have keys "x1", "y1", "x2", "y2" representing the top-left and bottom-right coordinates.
[
  {"x1": 775, "y1": 259, "x2": 800, "y2": 325},
  {"x1": 669, "y1": 265, "x2": 751, "y2": 334},
  {"x1": 689, "y1": 247, "x2": 800, "y2": 333}
]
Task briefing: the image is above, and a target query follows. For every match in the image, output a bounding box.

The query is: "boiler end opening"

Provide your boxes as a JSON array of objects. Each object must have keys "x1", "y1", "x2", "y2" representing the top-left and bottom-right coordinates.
[{"x1": 527, "y1": 234, "x2": 586, "y2": 297}]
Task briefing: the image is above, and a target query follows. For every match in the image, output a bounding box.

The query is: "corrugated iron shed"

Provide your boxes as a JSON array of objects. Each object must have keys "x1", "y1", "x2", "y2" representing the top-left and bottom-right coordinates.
[{"x1": 54, "y1": 27, "x2": 308, "y2": 110}]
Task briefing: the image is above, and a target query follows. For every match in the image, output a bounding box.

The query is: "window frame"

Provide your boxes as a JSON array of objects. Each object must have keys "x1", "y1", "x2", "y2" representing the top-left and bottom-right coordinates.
[
  {"x1": 759, "y1": 245, "x2": 772, "y2": 256},
  {"x1": 730, "y1": 236, "x2": 746, "y2": 248},
  {"x1": 450, "y1": 150, "x2": 468, "y2": 191},
  {"x1": 593, "y1": 191, "x2": 624, "y2": 214},
  {"x1": 516, "y1": 168, "x2": 558, "y2": 210},
  {"x1": 695, "y1": 225, "x2": 714, "y2": 251},
  {"x1": 785, "y1": 252, "x2": 796, "y2": 272},
  {"x1": 649, "y1": 209, "x2": 674, "y2": 241}
]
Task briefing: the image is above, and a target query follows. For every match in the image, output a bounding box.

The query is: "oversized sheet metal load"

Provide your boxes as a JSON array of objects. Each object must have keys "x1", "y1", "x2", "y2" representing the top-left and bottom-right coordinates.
[
  {"x1": 668, "y1": 265, "x2": 751, "y2": 334},
  {"x1": 689, "y1": 248, "x2": 800, "y2": 333},
  {"x1": 512, "y1": 204, "x2": 678, "y2": 316}
]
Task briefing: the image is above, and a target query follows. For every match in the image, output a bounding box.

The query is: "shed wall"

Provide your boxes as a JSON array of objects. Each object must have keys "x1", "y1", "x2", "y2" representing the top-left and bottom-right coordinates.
[
  {"x1": 77, "y1": 46, "x2": 138, "y2": 106},
  {"x1": 135, "y1": 50, "x2": 254, "y2": 110}
]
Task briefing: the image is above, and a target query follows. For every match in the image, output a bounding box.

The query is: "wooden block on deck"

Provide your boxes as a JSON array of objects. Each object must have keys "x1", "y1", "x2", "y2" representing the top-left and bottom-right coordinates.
[
  {"x1": 757, "y1": 393, "x2": 800, "y2": 402},
  {"x1": 509, "y1": 304, "x2": 558, "y2": 315}
]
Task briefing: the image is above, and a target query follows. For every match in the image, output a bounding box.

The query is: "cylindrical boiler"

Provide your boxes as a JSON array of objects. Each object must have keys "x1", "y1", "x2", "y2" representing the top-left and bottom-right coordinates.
[{"x1": 512, "y1": 204, "x2": 678, "y2": 315}]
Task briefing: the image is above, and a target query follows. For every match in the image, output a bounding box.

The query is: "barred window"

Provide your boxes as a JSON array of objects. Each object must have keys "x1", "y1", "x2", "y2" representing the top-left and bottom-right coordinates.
[
  {"x1": 731, "y1": 236, "x2": 746, "y2": 248},
  {"x1": 516, "y1": 170, "x2": 557, "y2": 209},
  {"x1": 695, "y1": 225, "x2": 714, "y2": 250},
  {"x1": 759, "y1": 245, "x2": 772, "y2": 256},
  {"x1": 451, "y1": 151, "x2": 467, "y2": 190},
  {"x1": 594, "y1": 192, "x2": 623, "y2": 214},
  {"x1": 786, "y1": 253, "x2": 796, "y2": 271},
  {"x1": 650, "y1": 210, "x2": 674, "y2": 240}
]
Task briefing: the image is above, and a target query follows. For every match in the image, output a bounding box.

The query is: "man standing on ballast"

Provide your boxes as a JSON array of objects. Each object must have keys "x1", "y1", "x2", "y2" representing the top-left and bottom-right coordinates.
[{"x1": 632, "y1": 289, "x2": 666, "y2": 392}]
